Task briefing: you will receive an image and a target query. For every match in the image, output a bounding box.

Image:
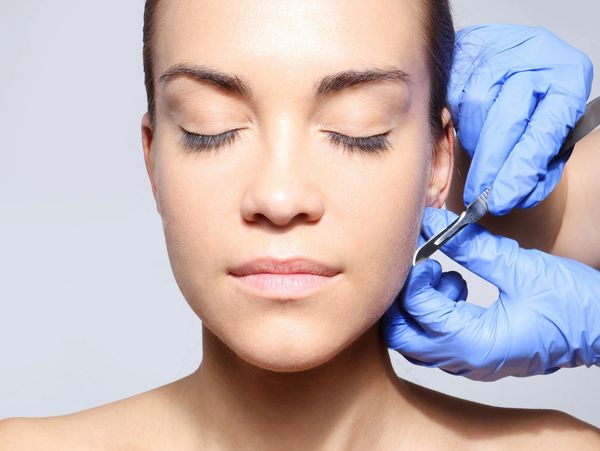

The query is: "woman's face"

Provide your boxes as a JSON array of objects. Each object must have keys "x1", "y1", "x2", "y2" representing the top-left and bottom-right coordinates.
[{"x1": 142, "y1": 0, "x2": 452, "y2": 371}]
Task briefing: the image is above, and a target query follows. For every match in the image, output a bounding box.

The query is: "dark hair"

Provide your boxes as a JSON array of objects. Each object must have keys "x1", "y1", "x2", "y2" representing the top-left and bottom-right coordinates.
[
  {"x1": 420, "y1": 0, "x2": 455, "y2": 140},
  {"x1": 142, "y1": 0, "x2": 454, "y2": 139},
  {"x1": 142, "y1": 0, "x2": 163, "y2": 127}
]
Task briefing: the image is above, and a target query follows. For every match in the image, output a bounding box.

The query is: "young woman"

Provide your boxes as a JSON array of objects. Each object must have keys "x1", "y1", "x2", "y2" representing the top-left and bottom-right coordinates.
[{"x1": 2, "y1": 0, "x2": 599, "y2": 449}]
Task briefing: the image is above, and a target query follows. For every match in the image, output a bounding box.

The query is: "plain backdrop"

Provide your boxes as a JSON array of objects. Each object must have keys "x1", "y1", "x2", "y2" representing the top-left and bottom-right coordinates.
[{"x1": 1, "y1": 0, "x2": 599, "y2": 427}]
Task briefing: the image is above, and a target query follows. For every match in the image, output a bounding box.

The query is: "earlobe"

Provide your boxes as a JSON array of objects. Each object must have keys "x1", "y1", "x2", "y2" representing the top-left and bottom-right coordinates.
[
  {"x1": 141, "y1": 113, "x2": 161, "y2": 216},
  {"x1": 426, "y1": 108, "x2": 455, "y2": 208}
]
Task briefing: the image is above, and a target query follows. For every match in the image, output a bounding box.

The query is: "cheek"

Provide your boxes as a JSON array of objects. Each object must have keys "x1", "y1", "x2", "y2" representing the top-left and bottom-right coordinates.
[
  {"x1": 333, "y1": 139, "x2": 431, "y2": 320},
  {"x1": 152, "y1": 144, "x2": 239, "y2": 315}
]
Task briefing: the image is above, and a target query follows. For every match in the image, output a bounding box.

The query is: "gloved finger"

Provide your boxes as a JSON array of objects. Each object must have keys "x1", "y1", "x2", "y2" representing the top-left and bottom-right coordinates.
[
  {"x1": 402, "y1": 257, "x2": 442, "y2": 299},
  {"x1": 400, "y1": 296, "x2": 485, "y2": 372},
  {"x1": 416, "y1": 230, "x2": 427, "y2": 248},
  {"x1": 380, "y1": 300, "x2": 428, "y2": 350},
  {"x1": 435, "y1": 270, "x2": 468, "y2": 301},
  {"x1": 450, "y1": 24, "x2": 535, "y2": 152},
  {"x1": 421, "y1": 207, "x2": 519, "y2": 290},
  {"x1": 380, "y1": 286, "x2": 437, "y2": 354},
  {"x1": 517, "y1": 150, "x2": 570, "y2": 209},
  {"x1": 447, "y1": 25, "x2": 492, "y2": 132},
  {"x1": 381, "y1": 302, "x2": 449, "y2": 367},
  {"x1": 401, "y1": 260, "x2": 478, "y2": 335},
  {"x1": 383, "y1": 263, "x2": 463, "y2": 351},
  {"x1": 463, "y1": 71, "x2": 548, "y2": 207},
  {"x1": 453, "y1": 64, "x2": 500, "y2": 154},
  {"x1": 439, "y1": 365, "x2": 492, "y2": 381},
  {"x1": 487, "y1": 90, "x2": 580, "y2": 214},
  {"x1": 402, "y1": 353, "x2": 441, "y2": 369},
  {"x1": 381, "y1": 315, "x2": 436, "y2": 359}
]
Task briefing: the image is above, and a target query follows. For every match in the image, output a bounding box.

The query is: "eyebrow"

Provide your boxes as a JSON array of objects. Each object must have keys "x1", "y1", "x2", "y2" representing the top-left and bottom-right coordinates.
[{"x1": 158, "y1": 63, "x2": 411, "y2": 98}]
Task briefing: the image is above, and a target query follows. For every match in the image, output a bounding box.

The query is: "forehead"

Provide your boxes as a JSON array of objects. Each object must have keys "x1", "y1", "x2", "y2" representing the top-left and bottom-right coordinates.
[{"x1": 153, "y1": 0, "x2": 427, "y2": 92}]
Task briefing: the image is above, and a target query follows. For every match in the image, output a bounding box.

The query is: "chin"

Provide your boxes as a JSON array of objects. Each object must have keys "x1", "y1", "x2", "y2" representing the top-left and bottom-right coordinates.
[
  {"x1": 242, "y1": 350, "x2": 334, "y2": 373},
  {"x1": 216, "y1": 315, "x2": 367, "y2": 373}
]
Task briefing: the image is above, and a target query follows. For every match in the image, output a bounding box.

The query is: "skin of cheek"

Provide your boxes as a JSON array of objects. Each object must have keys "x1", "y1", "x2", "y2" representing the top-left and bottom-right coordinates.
[{"x1": 151, "y1": 114, "x2": 432, "y2": 372}]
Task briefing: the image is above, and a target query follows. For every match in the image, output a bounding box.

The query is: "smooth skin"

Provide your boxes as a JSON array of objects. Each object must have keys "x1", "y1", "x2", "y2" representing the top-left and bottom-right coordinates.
[{"x1": 2, "y1": 1, "x2": 599, "y2": 449}]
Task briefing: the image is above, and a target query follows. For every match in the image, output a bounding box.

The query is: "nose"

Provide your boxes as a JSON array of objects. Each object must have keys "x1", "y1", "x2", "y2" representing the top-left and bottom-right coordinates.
[{"x1": 240, "y1": 130, "x2": 325, "y2": 228}]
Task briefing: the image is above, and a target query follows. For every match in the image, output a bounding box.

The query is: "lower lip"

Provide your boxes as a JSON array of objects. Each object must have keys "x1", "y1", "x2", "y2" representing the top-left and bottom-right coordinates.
[{"x1": 229, "y1": 273, "x2": 340, "y2": 299}]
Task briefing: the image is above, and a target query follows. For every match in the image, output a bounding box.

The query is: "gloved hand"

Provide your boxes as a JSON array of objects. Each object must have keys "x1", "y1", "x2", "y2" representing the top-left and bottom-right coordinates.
[
  {"x1": 450, "y1": 24, "x2": 593, "y2": 215},
  {"x1": 381, "y1": 207, "x2": 600, "y2": 381}
]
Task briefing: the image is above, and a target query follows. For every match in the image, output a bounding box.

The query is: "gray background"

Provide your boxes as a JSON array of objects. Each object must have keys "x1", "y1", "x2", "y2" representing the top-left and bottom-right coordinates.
[{"x1": 1, "y1": 0, "x2": 599, "y2": 427}]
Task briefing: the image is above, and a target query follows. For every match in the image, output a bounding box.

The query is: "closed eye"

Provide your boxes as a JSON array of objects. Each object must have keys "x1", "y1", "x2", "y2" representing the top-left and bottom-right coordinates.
[
  {"x1": 180, "y1": 128, "x2": 243, "y2": 152},
  {"x1": 323, "y1": 130, "x2": 392, "y2": 154},
  {"x1": 179, "y1": 128, "x2": 392, "y2": 154}
]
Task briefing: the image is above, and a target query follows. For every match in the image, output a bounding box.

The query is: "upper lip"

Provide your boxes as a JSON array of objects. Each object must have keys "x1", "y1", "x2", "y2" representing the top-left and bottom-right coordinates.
[{"x1": 229, "y1": 257, "x2": 341, "y2": 277}]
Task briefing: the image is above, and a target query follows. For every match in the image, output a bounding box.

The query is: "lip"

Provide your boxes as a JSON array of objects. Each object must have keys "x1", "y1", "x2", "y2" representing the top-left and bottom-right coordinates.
[
  {"x1": 229, "y1": 257, "x2": 341, "y2": 277},
  {"x1": 228, "y1": 257, "x2": 342, "y2": 299}
]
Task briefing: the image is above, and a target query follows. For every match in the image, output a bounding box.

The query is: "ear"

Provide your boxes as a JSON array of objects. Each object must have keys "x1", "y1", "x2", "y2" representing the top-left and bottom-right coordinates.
[
  {"x1": 426, "y1": 108, "x2": 454, "y2": 208},
  {"x1": 141, "y1": 113, "x2": 161, "y2": 216}
]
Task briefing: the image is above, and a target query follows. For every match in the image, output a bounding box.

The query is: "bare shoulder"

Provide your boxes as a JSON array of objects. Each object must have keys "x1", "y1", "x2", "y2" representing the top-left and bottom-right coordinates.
[
  {"x1": 0, "y1": 416, "x2": 82, "y2": 451},
  {"x1": 0, "y1": 381, "x2": 183, "y2": 450},
  {"x1": 403, "y1": 380, "x2": 600, "y2": 450},
  {"x1": 524, "y1": 409, "x2": 600, "y2": 449},
  {"x1": 0, "y1": 412, "x2": 132, "y2": 450},
  {"x1": 476, "y1": 408, "x2": 600, "y2": 450}
]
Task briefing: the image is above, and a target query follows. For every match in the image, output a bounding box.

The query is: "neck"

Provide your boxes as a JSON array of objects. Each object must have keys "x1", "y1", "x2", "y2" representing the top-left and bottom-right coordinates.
[{"x1": 176, "y1": 324, "x2": 416, "y2": 450}]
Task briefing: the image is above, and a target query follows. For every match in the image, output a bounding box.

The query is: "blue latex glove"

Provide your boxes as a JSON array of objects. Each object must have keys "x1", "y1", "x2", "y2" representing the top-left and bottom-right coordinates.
[
  {"x1": 382, "y1": 207, "x2": 600, "y2": 381},
  {"x1": 450, "y1": 24, "x2": 593, "y2": 215}
]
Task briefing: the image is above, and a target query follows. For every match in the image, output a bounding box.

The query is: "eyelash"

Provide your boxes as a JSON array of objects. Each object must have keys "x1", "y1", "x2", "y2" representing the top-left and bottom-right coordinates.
[
  {"x1": 179, "y1": 129, "x2": 392, "y2": 154},
  {"x1": 180, "y1": 128, "x2": 242, "y2": 152},
  {"x1": 324, "y1": 131, "x2": 392, "y2": 154}
]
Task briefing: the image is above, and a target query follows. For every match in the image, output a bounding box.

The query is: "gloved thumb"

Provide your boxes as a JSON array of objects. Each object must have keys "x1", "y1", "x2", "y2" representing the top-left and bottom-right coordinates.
[{"x1": 402, "y1": 258, "x2": 473, "y2": 336}]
